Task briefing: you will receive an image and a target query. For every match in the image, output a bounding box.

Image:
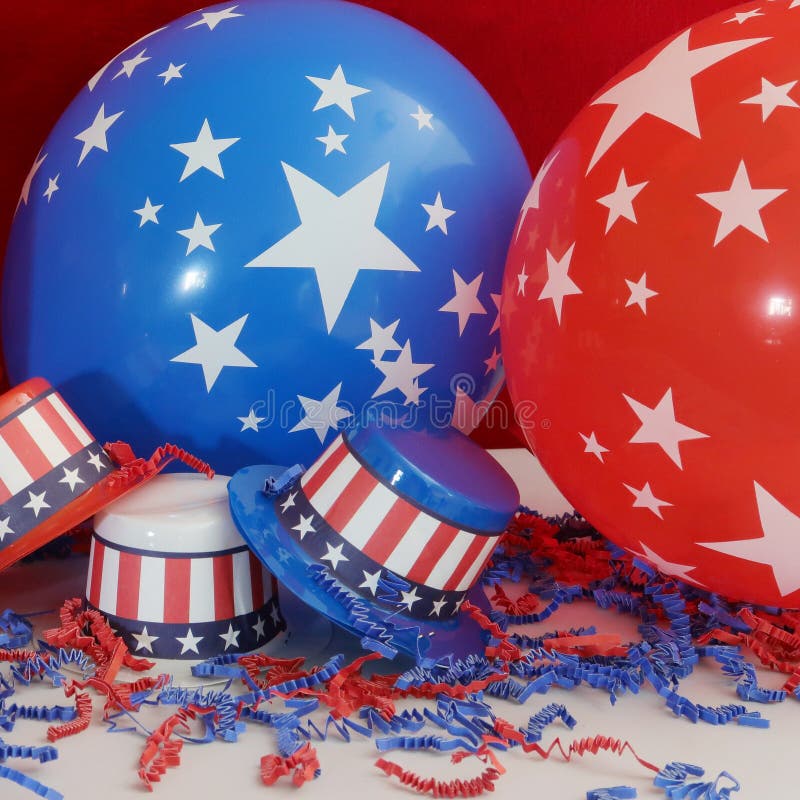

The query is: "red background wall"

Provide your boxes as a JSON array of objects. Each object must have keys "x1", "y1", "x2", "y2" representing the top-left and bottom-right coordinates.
[{"x1": 0, "y1": 0, "x2": 735, "y2": 442}]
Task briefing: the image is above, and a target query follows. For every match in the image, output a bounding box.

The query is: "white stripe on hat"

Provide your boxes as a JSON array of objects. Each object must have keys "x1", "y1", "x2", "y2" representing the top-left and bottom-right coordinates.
[
  {"x1": 338, "y1": 482, "x2": 397, "y2": 549},
  {"x1": 301, "y1": 435, "x2": 342, "y2": 488},
  {"x1": 47, "y1": 393, "x2": 93, "y2": 446},
  {"x1": 0, "y1": 433, "x2": 33, "y2": 495},
  {"x1": 426, "y1": 530, "x2": 473, "y2": 590},
  {"x1": 262, "y1": 566, "x2": 271, "y2": 604},
  {"x1": 456, "y1": 535, "x2": 498, "y2": 591},
  {"x1": 382, "y1": 511, "x2": 440, "y2": 576},
  {"x1": 18, "y1": 405, "x2": 70, "y2": 467},
  {"x1": 138, "y1": 556, "x2": 166, "y2": 623},
  {"x1": 307, "y1": 451, "x2": 360, "y2": 515},
  {"x1": 85, "y1": 539, "x2": 96, "y2": 600},
  {"x1": 189, "y1": 557, "x2": 215, "y2": 623},
  {"x1": 232, "y1": 549, "x2": 252, "y2": 617},
  {"x1": 98, "y1": 546, "x2": 120, "y2": 614}
]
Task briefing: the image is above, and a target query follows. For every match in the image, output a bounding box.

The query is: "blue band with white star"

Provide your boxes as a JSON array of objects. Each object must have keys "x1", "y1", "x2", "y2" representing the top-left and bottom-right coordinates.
[{"x1": 276, "y1": 486, "x2": 467, "y2": 620}]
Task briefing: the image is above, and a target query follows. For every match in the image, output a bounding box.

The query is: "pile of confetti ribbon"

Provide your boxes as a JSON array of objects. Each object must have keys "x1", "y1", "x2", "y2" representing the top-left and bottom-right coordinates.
[{"x1": 3, "y1": 508, "x2": 799, "y2": 799}]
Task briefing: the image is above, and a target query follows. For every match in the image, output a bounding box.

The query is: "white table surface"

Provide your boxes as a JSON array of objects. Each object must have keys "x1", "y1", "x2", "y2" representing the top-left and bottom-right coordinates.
[{"x1": 0, "y1": 449, "x2": 793, "y2": 799}]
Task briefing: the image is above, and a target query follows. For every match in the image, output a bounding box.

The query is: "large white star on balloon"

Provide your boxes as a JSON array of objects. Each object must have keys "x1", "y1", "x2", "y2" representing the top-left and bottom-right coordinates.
[
  {"x1": 372, "y1": 340, "x2": 433, "y2": 402},
  {"x1": 699, "y1": 481, "x2": 800, "y2": 597},
  {"x1": 170, "y1": 119, "x2": 240, "y2": 182},
  {"x1": 596, "y1": 169, "x2": 648, "y2": 233},
  {"x1": 632, "y1": 542, "x2": 702, "y2": 583},
  {"x1": 625, "y1": 273, "x2": 658, "y2": 313},
  {"x1": 306, "y1": 65, "x2": 369, "y2": 120},
  {"x1": 624, "y1": 481, "x2": 672, "y2": 518},
  {"x1": 290, "y1": 383, "x2": 352, "y2": 443},
  {"x1": 697, "y1": 160, "x2": 786, "y2": 246},
  {"x1": 439, "y1": 270, "x2": 487, "y2": 335},
  {"x1": 186, "y1": 5, "x2": 243, "y2": 30},
  {"x1": 538, "y1": 243, "x2": 581, "y2": 324},
  {"x1": 177, "y1": 213, "x2": 222, "y2": 255},
  {"x1": 171, "y1": 314, "x2": 256, "y2": 392},
  {"x1": 623, "y1": 388, "x2": 708, "y2": 469},
  {"x1": 245, "y1": 163, "x2": 420, "y2": 333},
  {"x1": 513, "y1": 148, "x2": 559, "y2": 241},
  {"x1": 357, "y1": 318, "x2": 402, "y2": 361},
  {"x1": 742, "y1": 77, "x2": 799, "y2": 121},
  {"x1": 75, "y1": 104, "x2": 124, "y2": 166},
  {"x1": 588, "y1": 30, "x2": 767, "y2": 171}
]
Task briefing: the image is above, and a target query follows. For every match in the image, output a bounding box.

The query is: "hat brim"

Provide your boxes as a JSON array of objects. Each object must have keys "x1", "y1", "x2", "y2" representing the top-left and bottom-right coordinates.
[{"x1": 228, "y1": 465, "x2": 493, "y2": 663}]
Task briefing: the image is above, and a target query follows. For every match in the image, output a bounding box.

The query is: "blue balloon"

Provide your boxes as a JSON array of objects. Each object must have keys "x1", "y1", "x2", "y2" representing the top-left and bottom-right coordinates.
[{"x1": 2, "y1": 0, "x2": 529, "y2": 474}]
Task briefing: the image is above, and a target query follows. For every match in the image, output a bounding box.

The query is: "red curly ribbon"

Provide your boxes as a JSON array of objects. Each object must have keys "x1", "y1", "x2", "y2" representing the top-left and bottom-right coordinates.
[
  {"x1": 375, "y1": 752, "x2": 502, "y2": 797},
  {"x1": 261, "y1": 742, "x2": 320, "y2": 787},
  {"x1": 47, "y1": 692, "x2": 92, "y2": 741},
  {"x1": 104, "y1": 441, "x2": 214, "y2": 490}
]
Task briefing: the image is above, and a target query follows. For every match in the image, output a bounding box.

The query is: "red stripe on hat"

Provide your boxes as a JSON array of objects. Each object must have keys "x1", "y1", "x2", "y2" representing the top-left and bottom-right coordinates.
[
  {"x1": 213, "y1": 555, "x2": 235, "y2": 620},
  {"x1": 1, "y1": 417, "x2": 51, "y2": 482},
  {"x1": 249, "y1": 551, "x2": 264, "y2": 612},
  {"x1": 88, "y1": 539, "x2": 105, "y2": 607},
  {"x1": 302, "y1": 439, "x2": 348, "y2": 500},
  {"x1": 324, "y1": 467, "x2": 379, "y2": 532},
  {"x1": 406, "y1": 522, "x2": 459, "y2": 585},
  {"x1": 36, "y1": 395, "x2": 85, "y2": 455},
  {"x1": 0, "y1": 475, "x2": 10, "y2": 504},
  {"x1": 116, "y1": 551, "x2": 142, "y2": 619},
  {"x1": 443, "y1": 534, "x2": 488, "y2": 592},
  {"x1": 164, "y1": 558, "x2": 191, "y2": 624},
  {"x1": 362, "y1": 497, "x2": 421, "y2": 566}
]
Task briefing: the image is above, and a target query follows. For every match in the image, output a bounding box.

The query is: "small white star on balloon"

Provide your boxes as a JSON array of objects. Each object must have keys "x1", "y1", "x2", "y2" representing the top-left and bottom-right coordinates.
[
  {"x1": 59, "y1": 467, "x2": 84, "y2": 492},
  {"x1": 357, "y1": 318, "x2": 402, "y2": 361},
  {"x1": 429, "y1": 596, "x2": 447, "y2": 617},
  {"x1": 280, "y1": 492, "x2": 298, "y2": 513},
  {"x1": 725, "y1": 8, "x2": 764, "y2": 23},
  {"x1": 372, "y1": 340, "x2": 433, "y2": 403},
  {"x1": 697, "y1": 159, "x2": 786, "y2": 246},
  {"x1": 113, "y1": 49, "x2": 150, "y2": 79},
  {"x1": 292, "y1": 514, "x2": 316, "y2": 540},
  {"x1": 632, "y1": 542, "x2": 702, "y2": 584},
  {"x1": 410, "y1": 105, "x2": 434, "y2": 130},
  {"x1": 87, "y1": 451, "x2": 106, "y2": 472},
  {"x1": 489, "y1": 293, "x2": 502, "y2": 334},
  {"x1": 170, "y1": 119, "x2": 240, "y2": 182},
  {"x1": 176, "y1": 628, "x2": 203, "y2": 655},
  {"x1": 484, "y1": 347, "x2": 501, "y2": 374},
  {"x1": 171, "y1": 313, "x2": 257, "y2": 392},
  {"x1": 580, "y1": 432, "x2": 609, "y2": 462},
  {"x1": 219, "y1": 623, "x2": 241, "y2": 650},
  {"x1": 421, "y1": 192, "x2": 455, "y2": 234},
  {"x1": 400, "y1": 587, "x2": 421, "y2": 610},
  {"x1": 306, "y1": 65, "x2": 369, "y2": 120},
  {"x1": 75, "y1": 104, "x2": 124, "y2": 166},
  {"x1": 700, "y1": 481, "x2": 800, "y2": 597},
  {"x1": 23, "y1": 491, "x2": 49, "y2": 517},
  {"x1": 359, "y1": 569, "x2": 382, "y2": 596},
  {"x1": 252, "y1": 616, "x2": 266, "y2": 640},
  {"x1": 538, "y1": 243, "x2": 581, "y2": 324},
  {"x1": 439, "y1": 270, "x2": 486, "y2": 335},
  {"x1": 290, "y1": 383, "x2": 352, "y2": 443},
  {"x1": 246, "y1": 163, "x2": 420, "y2": 333},
  {"x1": 316, "y1": 125, "x2": 348, "y2": 155},
  {"x1": 177, "y1": 212, "x2": 222, "y2": 255},
  {"x1": 321, "y1": 542, "x2": 349, "y2": 571},
  {"x1": 517, "y1": 263, "x2": 529, "y2": 296},
  {"x1": 596, "y1": 169, "x2": 648, "y2": 233},
  {"x1": 625, "y1": 273, "x2": 658, "y2": 313},
  {"x1": 17, "y1": 151, "x2": 46, "y2": 210},
  {"x1": 587, "y1": 30, "x2": 767, "y2": 171},
  {"x1": 624, "y1": 481, "x2": 672, "y2": 518},
  {"x1": 43, "y1": 175, "x2": 59, "y2": 203},
  {"x1": 741, "y1": 77, "x2": 799, "y2": 121},
  {"x1": 513, "y1": 148, "x2": 559, "y2": 241},
  {"x1": 624, "y1": 387, "x2": 708, "y2": 469},
  {"x1": 0, "y1": 517, "x2": 13, "y2": 542},
  {"x1": 238, "y1": 407, "x2": 265, "y2": 432},
  {"x1": 186, "y1": 5, "x2": 243, "y2": 30},
  {"x1": 159, "y1": 62, "x2": 186, "y2": 84},
  {"x1": 132, "y1": 626, "x2": 159, "y2": 653},
  {"x1": 134, "y1": 197, "x2": 163, "y2": 226}
]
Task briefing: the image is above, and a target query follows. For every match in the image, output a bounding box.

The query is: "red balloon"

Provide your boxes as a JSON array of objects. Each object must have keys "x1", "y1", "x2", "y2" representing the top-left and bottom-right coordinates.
[{"x1": 501, "y1": 1, "x2": 800, "y2": 607}]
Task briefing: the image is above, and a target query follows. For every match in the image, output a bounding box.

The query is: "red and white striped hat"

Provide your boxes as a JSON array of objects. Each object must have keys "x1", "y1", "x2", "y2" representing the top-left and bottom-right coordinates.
[
  {"x1": 88, "y1": 473, "x2": 284, "y2": 660},
  {"x1": 228, "y1": 418, "x2": 520, "y2": 661},
  {"x1": 0, "y1": 378, "x2": 212, "y2": 571}
]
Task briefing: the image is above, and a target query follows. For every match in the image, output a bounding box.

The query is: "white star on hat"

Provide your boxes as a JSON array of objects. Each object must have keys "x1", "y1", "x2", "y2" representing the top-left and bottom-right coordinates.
[
  {"x1": 429, "y1": 596, "x2": 447, "y2": 617},
  {"x1": 219, "y1": 623, "x2": 241, "y2": 650},
  {"x1": 252, "y1": 616, "x2": 266, "y2": 640},
  {"x1": 87, "y1": 451, "x2": 106, "y2": 472},
  {"x1": 132, "y1": 626, "x2": 159, "y2": 653},
  {"x1": 292, "y1": 514, "x2": 316, "y2": 540},
  {"x1": 280, "y1": 492, "x2": 298, "y2": 513},
  {"x1": 359, "y1": 569, "x2": 382, "y2": 596},
  {"x1": 0, "y1": 516, "x2": 13, "y2": 542},
  {"x1": 24, "y1": 491, "x2": 50, "y2": 517},
  {"x1": 321, "y1": 542, "x2": 349, "y2": 571},
  {"x1": 59, "y1": 467, "x2": 85, "y2": 492},
  {"x1": 306, "y1": 65, "x2": 369, "y2": 119},
  {"x1": 176, "y1": 628, "x2": 203, "y2": 655},
  {"x1": 400, "y1": 587, "x2": 421, "y2": 610},
  {"x1": 170, "y1": 119, "x2": 240, "y2": 182}
]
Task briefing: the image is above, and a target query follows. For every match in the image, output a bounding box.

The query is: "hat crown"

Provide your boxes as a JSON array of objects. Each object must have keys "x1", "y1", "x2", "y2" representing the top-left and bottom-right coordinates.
[{"x1": 345, "y1": 422, "x2": 519, "y2": 534}]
